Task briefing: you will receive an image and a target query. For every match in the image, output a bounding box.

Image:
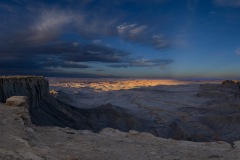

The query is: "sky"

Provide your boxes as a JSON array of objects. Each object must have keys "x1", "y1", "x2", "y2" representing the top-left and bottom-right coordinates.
[{"x1": 0, "y1": 0, "x2": 240, "y2": 79}]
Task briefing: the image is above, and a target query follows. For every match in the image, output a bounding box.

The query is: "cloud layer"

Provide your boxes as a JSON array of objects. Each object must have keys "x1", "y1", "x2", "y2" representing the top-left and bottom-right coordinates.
[{"x1": 0, "y1": 0, "x2": 173, "y2": 77}]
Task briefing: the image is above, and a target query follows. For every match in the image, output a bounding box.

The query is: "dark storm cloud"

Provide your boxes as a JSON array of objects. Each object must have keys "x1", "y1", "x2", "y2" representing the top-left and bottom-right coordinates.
[
  {"x1": 97, "y1": 0, "x2": 168, "y2": 3},
  {"x1": 59, "y1": 62, "x2": 90, "y2": 69},
  {"x1": 43, "y1": 59, "x2": 91, "y2": 69},
  {"x1": 0, "y1": 42, "x2": 129, "y2": 69},
  {"x1": 0, "y1": 68, "x2": 119, "y2": 78},
  {"x1": 64, "y1": 44, "x2": 129, "y2": 63},
  {"x1": 0, "y1": 58, "x2": 42, "y2": 69}
]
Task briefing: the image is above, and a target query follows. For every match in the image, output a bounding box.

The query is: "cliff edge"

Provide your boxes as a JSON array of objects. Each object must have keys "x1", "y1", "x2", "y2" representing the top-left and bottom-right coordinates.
[
  {"x1": 0, "y1": 76, "x2": 48, "y2": 110},
  {"x1": 0, "y1": 76, "x2": 91, "y2": 129},
  {"x1": 0, "y1": 76, "x2": 147, "y2": 133}
]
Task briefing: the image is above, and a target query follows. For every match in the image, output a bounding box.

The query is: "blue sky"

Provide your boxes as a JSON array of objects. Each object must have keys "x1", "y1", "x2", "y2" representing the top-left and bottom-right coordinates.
[{"x1": 0, "y1": 0, "x2": 240, "y2": 78}]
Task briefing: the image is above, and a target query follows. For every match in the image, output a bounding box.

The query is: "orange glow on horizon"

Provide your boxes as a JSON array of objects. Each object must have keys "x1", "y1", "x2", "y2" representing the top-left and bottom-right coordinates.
[{"x1": 50, "y1": 79, "x2": 198, "y2": 91}]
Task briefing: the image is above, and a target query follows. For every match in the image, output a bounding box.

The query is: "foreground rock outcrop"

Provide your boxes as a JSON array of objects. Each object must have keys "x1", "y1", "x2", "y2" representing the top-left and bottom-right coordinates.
[
  {"x1": 0, "y1": 76, "x2": 92, "y2": 129},
  {"x1": 0, "y1": 76, "x2": 48, "y2": 109},
  {"x1": 1, "y1": 100, "x2": 240, "y2": 160}
]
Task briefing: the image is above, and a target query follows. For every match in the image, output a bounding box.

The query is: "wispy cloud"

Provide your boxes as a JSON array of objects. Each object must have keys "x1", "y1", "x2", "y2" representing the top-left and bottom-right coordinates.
[
  {"x1": 117, "y1": 23, "x2": 147, "y2": 38},
  {"x1": 49, "y1": 61, "x2": 90, "y2": 69},
  {"x1": 129, "y1": 59, "x2": 173, "y2": 67},
  {"x1": 0, "y1": 2, "x2": 170, "y2": 49},
  {"x1": 92, "y1": 39, "x2": 102, "y2": 44},
  {"x1": 117, "y1": 23, "x2": 169, "y2": 49},
  {"x1": 214, "y1": 0, "x2": 240, "y2": 7},
  {"x1": 109, "y1": 59, "x2": 173, "y2": 68},
  {"x1": 0, "y1": 3, "x2": 16, "y2": 13},
  {"x1": 236, "y1": 48, "x2": 240, "y2": 55},
  {"x1": 28, "y1": 8, "x2": 74, "y2": 43}
]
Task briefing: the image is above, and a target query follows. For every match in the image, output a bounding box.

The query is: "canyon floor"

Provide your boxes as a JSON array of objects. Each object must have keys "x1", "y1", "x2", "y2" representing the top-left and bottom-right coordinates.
[
  {"x1": 0, "y1": 101, "x2": 240, "y2": 160},
  {"x1": 1, "y1": 78, "x2": 240, "y2": 160},
  {"x1": 49, "y1": 79, "x2": 240, "y2": 143}
]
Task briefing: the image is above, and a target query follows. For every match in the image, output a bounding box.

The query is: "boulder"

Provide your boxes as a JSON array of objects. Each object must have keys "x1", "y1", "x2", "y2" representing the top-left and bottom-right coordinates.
[{"x1": 6, "y1": 96, "x2": 28, "y2": 107}]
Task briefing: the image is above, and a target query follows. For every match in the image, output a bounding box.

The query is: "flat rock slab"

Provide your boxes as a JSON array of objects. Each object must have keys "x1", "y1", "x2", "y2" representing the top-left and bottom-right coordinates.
[{"x1": 6, "y1": 96, "x2": 28, "y2": 107}]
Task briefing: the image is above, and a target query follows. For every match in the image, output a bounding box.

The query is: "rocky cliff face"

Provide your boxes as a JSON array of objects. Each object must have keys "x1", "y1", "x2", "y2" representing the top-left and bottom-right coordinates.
[
  {"x1": 0, "y1": 76, "x2": 91, "y2": 129},
  {"x1": 0, "y1": 76, "x2": 48, "y2": 112},
  {"x1": 0, "y1": 76, "x2": 147, "y2": 133}
]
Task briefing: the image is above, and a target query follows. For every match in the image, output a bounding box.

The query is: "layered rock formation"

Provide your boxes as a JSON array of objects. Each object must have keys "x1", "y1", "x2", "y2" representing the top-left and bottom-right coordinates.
[
  {"x1": 0, "y1": 76, "x2": 148, "y2": 132},
  {"x1": 0, "y1": 76, "x2": 91, "y2": 129},
  {"x1": 52, "y1": 79, "x2": 240, "y2": 143},
  {"x1": 0, "y1": 76, "x2": 48, "y2": 110},
  {"x1": 172, "y1": 81, "x2": 240, "y2": 143}
]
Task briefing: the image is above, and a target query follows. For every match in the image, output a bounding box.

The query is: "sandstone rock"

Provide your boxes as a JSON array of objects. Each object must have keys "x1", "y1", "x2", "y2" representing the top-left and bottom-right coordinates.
[
  {"x1": 0, "y1": 76, "x2": 48, "y2": 110},
  {"x1": 5, "y1": 96, "x2": 31, "y2": 126},
  {"x1": 49, "y1": 90, "x2": 58, "y2": 95},
  {"x1": 6, "y1": 96, "x2": 28, "y2": 107}
]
